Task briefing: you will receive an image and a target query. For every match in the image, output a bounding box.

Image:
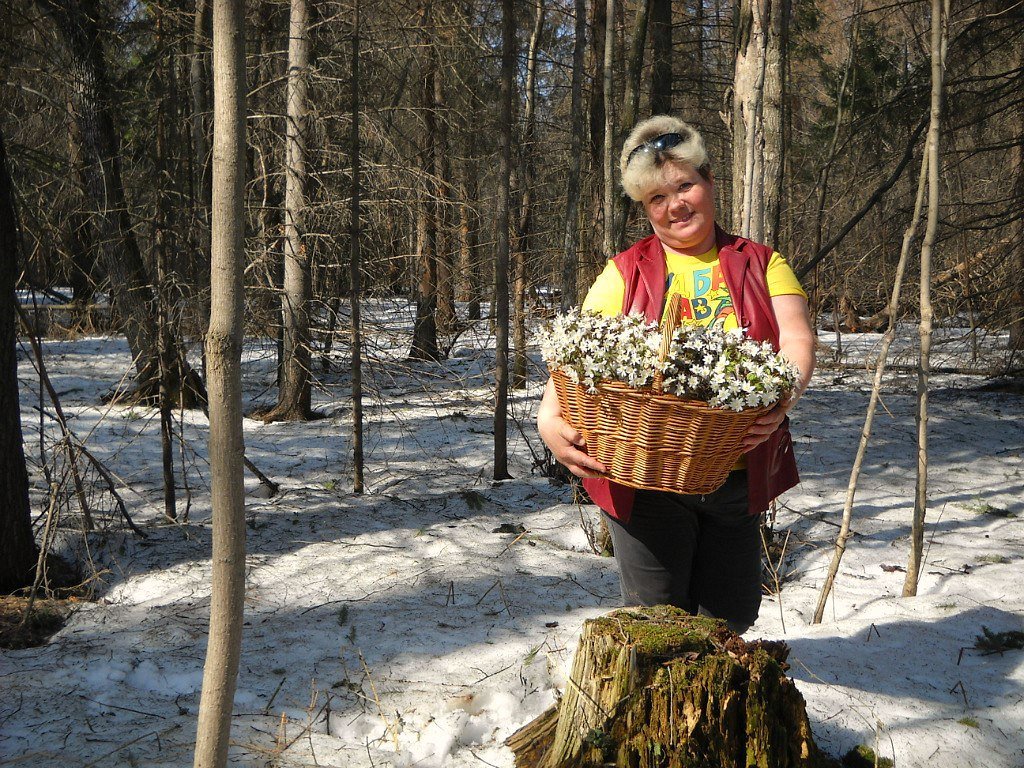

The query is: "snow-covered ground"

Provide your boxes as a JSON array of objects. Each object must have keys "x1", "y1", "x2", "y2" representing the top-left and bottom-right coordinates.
[{"x1": 2, "y1": 307, "x2": 1022, "y2": 767}]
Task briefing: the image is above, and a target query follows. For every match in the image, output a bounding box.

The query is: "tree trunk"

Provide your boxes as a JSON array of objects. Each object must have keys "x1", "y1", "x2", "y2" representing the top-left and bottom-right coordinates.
[
  {"x1": 731, "y1": 0, "x2": 783, "y2": 244},
  {"x1": 193, "y1": 0, "x2": 247, "y2": 762},
  {"x1": 601, "y1": 0, "x2": 615, "y2": 259},
  {"x1": 37, "y1": 0, "x2": 203, "y2": 405},
  {"x1": 409, "y1": 0, "x2": 441, "y2": 362},
  {"x1": 649, "y1": 0, "x2": 671, "y2": 115},
  {"x1": 350, "y1": 0, "x2": 364, "y2": 494},
  {"x1": 583, "y1": 0, "x2": 607, "y2": 290},
  {"x1": 513, "y1": 0, "x2": 545, "y2": 388},
  {"x1": 560, "y1": 0, "x2": 586, "y2": 311},
  {"x1": 507, "y1": 607, "x2": 830, "y2": 768},
  {"x1": 191, "y1": 0, "x2": 213, "y2": 293},
  {"x1": 610, "y1": 0, "x2": 651, "y2": 250},
  {"x1": 904, "y1": 0, "x2": 948, "y2": 598},
  {"x1": 433, "y1": 33, "x2": 456, "y2": 335},
  {"x1": 493, "y1": 0, "x2": 514, "y2": 480},
  {"x1": 269, "y1": 0, "x2": 313, "y2": 420},
  {"x1": 0, "y1": 131, "x2": 38, "y2": 594},
  {"x1": 155, "y1": 7, "x2": 177, "y2": 521}
]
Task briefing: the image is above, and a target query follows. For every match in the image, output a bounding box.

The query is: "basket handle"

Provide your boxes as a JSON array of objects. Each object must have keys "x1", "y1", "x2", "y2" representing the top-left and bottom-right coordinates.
[{"x1": 652, "y1": 293, "x2": 683, "y2": 393}]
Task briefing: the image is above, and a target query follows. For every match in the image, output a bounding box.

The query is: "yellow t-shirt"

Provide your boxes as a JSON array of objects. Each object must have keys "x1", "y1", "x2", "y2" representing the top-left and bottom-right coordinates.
[
  {"x1": 581, "y1": 243, "x2": 806, "y2": 471},
  {"x1": 582, "y1": 244, "x2": 807, "y2": 328}
]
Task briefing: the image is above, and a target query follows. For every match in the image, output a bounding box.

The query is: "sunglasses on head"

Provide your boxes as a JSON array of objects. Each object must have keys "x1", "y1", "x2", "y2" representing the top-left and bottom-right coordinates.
[{"x1": 626, "y1": 132, "x2": 686, "y2": 166}]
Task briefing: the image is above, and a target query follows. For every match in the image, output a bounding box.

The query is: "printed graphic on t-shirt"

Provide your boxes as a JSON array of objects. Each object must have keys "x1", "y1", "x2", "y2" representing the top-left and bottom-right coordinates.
[{"x1": 665, "y1": 262, "x2": 736, "y2": 329}]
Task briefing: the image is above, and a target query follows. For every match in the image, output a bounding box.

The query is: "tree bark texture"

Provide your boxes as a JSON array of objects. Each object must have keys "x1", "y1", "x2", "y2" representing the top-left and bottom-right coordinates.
[
  {"x1": 0, "y1": 131, "x2": 38, "y2": 594},
  {"x1": 272, "y1": 0, "x2": 313, "y2": 419},
  {"x1": 507, "y1": 607, "x2": 830, "y2": 768},
  {"x1": 493, "y1": 0, "x2": 514, "y2": 480},
  {"x1": 193, "y1": 0, "x2": 247, "y2": 762},
  {"x1": 731, "y1": 0, "x2": 783, "y2": 245}
]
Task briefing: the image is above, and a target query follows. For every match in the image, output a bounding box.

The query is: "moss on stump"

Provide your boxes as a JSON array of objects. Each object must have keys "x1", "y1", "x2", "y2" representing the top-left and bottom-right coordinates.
[{"x1": 507, "y1": 606, "x2": 833, "y2": 768}]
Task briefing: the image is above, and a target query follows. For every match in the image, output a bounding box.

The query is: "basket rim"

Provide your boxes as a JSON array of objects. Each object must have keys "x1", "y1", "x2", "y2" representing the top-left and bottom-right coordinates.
[{"x1": 549, "y1": 366, "x2": 780, "y2": 416}]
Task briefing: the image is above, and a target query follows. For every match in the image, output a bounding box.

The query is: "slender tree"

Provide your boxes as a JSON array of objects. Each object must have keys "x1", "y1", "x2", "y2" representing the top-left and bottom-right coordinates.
[
  {"x1": 0, "y1": 131, "x2": 37, "y2": 594},
  {"x1": 350, "y1": 0, "x2": 364, "y2": 494},
  {"x1": 268, "y1": 0, "x2": 314, "y2": 420},
  {"x1": 409, "y1": 0, "x2": 441, "y2": 361},
  {"x1": 512, "y1": 0, "x2": 545, "y2": 388},
  {"x1": 904, "y1": 0, "x2": 948, "y2": 597},
  {"x1": 493, "y1": 0, "x2": 514, "y2": 480},
  {"x1": 601, "y1": 0, "x2": 615, "y2": 259},
  {"x1": 560, "y1": 0, "x2": 586, "y2": 310},
  {"x1": 193, "y1": 0, "x2": 247, "y2": 761}
]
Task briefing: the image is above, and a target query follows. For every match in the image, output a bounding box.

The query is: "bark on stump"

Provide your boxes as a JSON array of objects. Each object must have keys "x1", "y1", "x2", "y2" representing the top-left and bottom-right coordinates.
[{"x1": 507, "y1": 607, "x2": 832, "y2": 768}]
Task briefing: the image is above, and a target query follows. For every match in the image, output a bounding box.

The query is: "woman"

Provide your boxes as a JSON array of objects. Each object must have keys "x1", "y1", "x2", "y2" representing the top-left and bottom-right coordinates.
[{"x1": 537, "y1": 115, "x2": 815, "y2": 633}]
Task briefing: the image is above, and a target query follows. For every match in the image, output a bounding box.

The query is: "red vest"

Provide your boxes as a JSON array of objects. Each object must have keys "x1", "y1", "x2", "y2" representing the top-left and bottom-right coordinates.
[{"x1": 582, "y1": 226, "x2": 800, "y2": 521}]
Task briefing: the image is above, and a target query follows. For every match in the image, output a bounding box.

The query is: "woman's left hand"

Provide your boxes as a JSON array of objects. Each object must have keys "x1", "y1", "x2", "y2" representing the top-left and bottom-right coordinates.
[{"x1": 739, "y1": 399, "x2": 790, "y2": 452}]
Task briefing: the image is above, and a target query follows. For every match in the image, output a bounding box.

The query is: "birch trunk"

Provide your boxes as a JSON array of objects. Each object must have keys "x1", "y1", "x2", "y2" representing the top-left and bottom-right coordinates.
[{"x1": 193, "y1": 0, "x2": 247, "y2": 762}]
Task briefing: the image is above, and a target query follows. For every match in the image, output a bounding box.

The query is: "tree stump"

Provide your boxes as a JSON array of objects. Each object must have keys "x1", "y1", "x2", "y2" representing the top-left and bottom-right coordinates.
[{"x1": 507, "y1": 606, "x2": 833, "y2": 768}]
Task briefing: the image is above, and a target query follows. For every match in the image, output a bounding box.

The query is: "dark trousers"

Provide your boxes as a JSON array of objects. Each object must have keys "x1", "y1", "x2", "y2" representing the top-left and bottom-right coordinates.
[{"x1": 604, "y1": 471, "x2": 763, "y2": 634}]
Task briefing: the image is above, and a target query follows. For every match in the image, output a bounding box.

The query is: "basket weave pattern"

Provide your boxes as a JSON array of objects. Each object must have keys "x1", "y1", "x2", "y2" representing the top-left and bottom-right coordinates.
[
  {"x1": 550, "y1": 293, "x2": 772, "y2": 495},
  {"x1": 551, "y1": 369, "x2": 767, "y2": 494}
]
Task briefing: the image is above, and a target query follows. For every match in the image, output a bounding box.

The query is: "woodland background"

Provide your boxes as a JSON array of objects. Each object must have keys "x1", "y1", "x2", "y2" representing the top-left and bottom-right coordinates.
[{"x1": 1, "y1": 0, "x2": 1023, "y2": 764}]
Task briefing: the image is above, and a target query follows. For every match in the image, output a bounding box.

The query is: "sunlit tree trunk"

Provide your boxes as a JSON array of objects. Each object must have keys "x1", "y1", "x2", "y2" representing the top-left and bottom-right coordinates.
[
  {"x1": 270, "y1": 0, "x2": 313, "y2": 420},
  {"x1": 0, "y1": 131, "x2": 37, "y2": 594},
  {"x1": 493, "y1": 0, "x2": 514, "y2": 480},
  {"x1": 193, "y1": 0, "x2": 247, "y2": 761},
  {"x1": 731, "y1": 0, "x2": 783, "y2": 244},
  {"x1": 904, "y1": 0, "x2": 948, "y2": 597}
]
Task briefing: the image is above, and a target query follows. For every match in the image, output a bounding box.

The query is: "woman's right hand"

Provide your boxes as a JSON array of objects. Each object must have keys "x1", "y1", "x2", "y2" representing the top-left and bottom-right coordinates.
[{"x1": 537, "y1": 378, "x2": 608, "y2": 479}]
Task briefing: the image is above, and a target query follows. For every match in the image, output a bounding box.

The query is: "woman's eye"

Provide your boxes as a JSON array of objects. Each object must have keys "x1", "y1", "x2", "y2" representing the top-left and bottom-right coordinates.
[
  {"x1": 650, "y1": 195, "x2": 665, "y2": 204},
  {"x1": 679, "y1": 183, "x2": 693, "y2": 192}
]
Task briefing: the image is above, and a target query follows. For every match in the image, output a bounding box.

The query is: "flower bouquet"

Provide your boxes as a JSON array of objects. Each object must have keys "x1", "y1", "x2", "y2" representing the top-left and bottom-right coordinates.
[{"x1": 540, "y1": 296, "x2": 799, "y2": 494}]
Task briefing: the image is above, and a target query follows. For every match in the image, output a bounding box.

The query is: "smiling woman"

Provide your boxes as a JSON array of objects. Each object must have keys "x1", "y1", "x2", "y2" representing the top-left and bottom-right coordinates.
[{"x1": 537, "y1": 114, "x2": 816, "y2": 635}]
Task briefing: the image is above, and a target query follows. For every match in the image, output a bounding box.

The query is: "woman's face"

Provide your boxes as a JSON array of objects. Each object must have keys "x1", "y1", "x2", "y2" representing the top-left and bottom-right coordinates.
[{"x1": 642, "y1": 162, "x2": 716, "y2": 254}]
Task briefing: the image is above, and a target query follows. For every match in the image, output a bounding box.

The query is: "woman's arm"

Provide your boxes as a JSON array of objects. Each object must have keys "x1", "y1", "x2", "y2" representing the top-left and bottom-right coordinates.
[
  {"x1": 739, "y1": 293, "x2": 816, "y2": 451},
  {"x1": 537, "y1": 377, "x2": 608, "y2": 478}
]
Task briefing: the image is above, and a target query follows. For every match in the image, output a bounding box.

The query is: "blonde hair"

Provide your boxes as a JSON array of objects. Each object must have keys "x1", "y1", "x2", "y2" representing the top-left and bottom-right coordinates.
[{"x1": 619, "y1": 115, "x2": 711, "y2": 202}]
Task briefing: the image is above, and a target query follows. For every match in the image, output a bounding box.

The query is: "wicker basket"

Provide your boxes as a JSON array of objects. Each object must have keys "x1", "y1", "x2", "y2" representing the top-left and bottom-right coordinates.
[{"x1": 551, "y1": 295, "x2": 772, "y2": 495}]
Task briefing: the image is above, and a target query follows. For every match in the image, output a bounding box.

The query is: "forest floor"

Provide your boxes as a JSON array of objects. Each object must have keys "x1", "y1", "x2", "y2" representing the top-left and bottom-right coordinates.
[{"x1": 1, "y1": 301, "x2": 1023, "y2": 767}]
